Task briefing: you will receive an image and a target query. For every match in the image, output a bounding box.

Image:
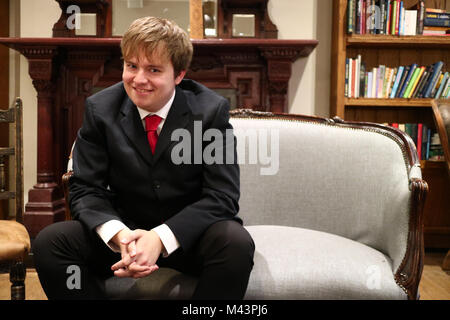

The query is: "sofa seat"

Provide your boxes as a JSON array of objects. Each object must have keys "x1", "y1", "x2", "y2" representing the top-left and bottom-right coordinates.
[
  {"x1": 105, "y1": 225, "x2": 406, "y2": 300},
  {"x1": 244, "y1": 225, "x2": 406, "y2": 300}
]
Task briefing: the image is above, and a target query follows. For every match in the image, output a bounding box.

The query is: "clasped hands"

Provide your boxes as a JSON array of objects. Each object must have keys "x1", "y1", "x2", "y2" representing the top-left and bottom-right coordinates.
[{"x1": 110, "y1": 228, "x2": 163, "y2": 279}]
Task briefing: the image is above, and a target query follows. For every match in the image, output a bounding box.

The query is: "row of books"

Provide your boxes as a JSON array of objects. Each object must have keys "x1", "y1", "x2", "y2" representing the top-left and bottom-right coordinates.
[
  {"x1": 345, "y1": 57, "x2": 450, "y2": 99},
  {"x1": 347, "y1": 0, "x2": 450, "y2": 36},
  {"x1": 387, "y1": 123, "x2": 443, "y2": 161}
]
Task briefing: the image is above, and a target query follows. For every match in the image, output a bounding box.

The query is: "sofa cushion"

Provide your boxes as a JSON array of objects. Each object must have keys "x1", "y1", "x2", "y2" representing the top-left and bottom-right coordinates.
[
  {"x1": 105, "y1": 225, "x2": 406, "y2": 300},
  {"x1": 244, "y1": 225, "x2": 406, "y2": 300}
]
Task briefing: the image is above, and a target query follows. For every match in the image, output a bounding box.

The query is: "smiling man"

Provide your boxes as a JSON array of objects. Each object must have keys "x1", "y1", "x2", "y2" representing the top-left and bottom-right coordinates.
[{"x1": 32, "y1": 16, "x2": 255, "y2": 300}]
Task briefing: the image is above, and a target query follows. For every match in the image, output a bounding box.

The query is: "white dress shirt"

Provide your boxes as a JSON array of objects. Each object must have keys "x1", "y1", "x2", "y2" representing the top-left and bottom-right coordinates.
[{"x1": 95, "y1": 89, "x2": 180, "y2": 257}]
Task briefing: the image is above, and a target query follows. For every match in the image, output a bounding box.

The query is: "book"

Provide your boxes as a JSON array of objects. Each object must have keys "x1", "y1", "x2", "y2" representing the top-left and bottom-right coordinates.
[
  {"x1": 435, "y1": 72, "x2": 449, "y2": 98},
  {"x1": 345, "y1": 58, "x2": 349, "y2": 97},
  {"x1": 431, "y1": 72, "x2": 444, "y2": 97},
  {"x1": 418, "y1": 65, "x2": 433, "y2": 97},
  {"x1": 403, "y1": 66, "x2": 421, "y2": 98},
  {"x1": 417, "y1": 123, "x2": 423, "y2": 160},
  {"x1": 425, "y1": 12, "x2": 450, "y2": 20},
  {"x1": 416, "y1": 0, "x2": 425, "y2": 34},
  {"x1": 398, "y1": 63, "x2": 417, "y2": 98},
  {"x1": 424, "y1": 17, "x2": 450, "y2": 27},
  {"x1": 390, "y1": 65, "x2": 404, "y2": 98},
  {"x1": 396, "y1": 65, "x2": 410, "y2": 97},
  {"x1": 407, "y1": 67, "x2": 426, "y2": 99},
  {"x1": 404, "y1": 9, "x2": 417, "y2": 35},
  {"x1": 423, "y1": 61, "x2": 444, "y2": 98},
  {"x1": 412, "y1": 67, "x2": 428, "y2": 98},
  {"x1": 426, "y1": 8, "x2": 448, "y2": 14},
  {"x1": 348, "y1": 0, "x2": 355, "y2": 33},
  {"x1": 359, "y1": 62, "x2": 366, "y2": 98}
]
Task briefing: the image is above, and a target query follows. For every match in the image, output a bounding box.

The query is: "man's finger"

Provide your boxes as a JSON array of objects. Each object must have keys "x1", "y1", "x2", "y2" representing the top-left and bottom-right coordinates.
[
  {"x1": 128, "y1": 241, "x2": 137, "y2": 258},
  {"x1": 120, "y1": 230, "x2": 145, "y2": 245},
  {"x1": 127, "y1": 262, "x2": 153, "y2": 273}
]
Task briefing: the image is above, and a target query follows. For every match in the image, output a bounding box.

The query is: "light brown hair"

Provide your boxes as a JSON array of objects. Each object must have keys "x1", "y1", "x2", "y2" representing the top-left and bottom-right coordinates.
[{"x1": 120, "y1": 16, "x2": 193, "y2": 76}]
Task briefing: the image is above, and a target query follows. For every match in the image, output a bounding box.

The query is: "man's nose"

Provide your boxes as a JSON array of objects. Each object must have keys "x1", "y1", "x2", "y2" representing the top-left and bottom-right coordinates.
[{"x1": 134, "y1": 69, "x2": 148, "y2": 84}]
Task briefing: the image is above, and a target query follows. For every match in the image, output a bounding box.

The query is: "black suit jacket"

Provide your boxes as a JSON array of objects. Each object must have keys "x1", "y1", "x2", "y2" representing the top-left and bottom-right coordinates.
[{"x1": 69, "y1": 79, "x2": 241, "y2": 252}]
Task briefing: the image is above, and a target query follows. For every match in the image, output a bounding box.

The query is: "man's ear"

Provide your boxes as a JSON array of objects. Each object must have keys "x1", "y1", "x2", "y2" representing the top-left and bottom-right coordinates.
[{"x1": 174, "y1": 70, "x2": 187, "y2": 85}]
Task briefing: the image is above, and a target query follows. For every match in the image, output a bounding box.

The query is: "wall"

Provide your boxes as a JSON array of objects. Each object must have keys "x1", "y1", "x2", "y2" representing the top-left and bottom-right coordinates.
[{"x1": 11, "y1": 0, "x2": 332, "y2": 205}]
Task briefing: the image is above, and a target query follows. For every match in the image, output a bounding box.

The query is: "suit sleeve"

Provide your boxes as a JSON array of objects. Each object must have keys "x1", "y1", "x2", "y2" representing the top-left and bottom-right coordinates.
[
  {"x1": 69, "y1": 99, "x2": 122, "y2": 231},
  {"x1": 164, "y1": 98, "x2": 240, "y2": 251}
]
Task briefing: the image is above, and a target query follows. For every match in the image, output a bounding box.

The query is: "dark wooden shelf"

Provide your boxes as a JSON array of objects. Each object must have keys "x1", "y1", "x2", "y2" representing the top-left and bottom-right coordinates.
[
  {"x1": 346, "y1": 34, "x2": 450, "y2": 48},
  {"x1": 345, "y1": 98, "x2": 433, "y2": 107}
]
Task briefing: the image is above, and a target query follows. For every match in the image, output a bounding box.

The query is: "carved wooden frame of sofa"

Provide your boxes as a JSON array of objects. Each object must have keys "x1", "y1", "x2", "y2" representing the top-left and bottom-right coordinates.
[{"x1": 62, "y1": 109, "x2": 427, "y2": 300}]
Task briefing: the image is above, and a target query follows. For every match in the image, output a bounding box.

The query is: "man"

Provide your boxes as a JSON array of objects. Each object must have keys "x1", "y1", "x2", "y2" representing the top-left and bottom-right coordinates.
[{"x1": 33, "y1": 16, "x2": 255, "y2": 300}]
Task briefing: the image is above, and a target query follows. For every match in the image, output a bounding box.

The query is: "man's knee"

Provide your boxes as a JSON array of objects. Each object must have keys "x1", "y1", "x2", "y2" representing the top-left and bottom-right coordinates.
[
  {"x1": 33, "y1": 221, "x2": 84, "y2": 260},
  {"x1": 202, "y1": 220, "x2": 255, "y2": 266}
]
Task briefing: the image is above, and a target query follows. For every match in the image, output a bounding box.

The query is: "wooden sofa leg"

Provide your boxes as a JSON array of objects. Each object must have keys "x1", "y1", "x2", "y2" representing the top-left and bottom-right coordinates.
[
  {"x1": 443, "y1": 250, "x2": 450, "y2": 272},
  {"x1": 10, "y1": 261, "x2": 26, "y2": 300}
]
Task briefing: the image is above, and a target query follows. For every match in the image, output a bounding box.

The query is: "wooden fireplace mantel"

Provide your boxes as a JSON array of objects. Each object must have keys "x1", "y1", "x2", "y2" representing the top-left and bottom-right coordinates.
[{"x1": 0, "y1": 36, "x2": 317, "y2": 237}]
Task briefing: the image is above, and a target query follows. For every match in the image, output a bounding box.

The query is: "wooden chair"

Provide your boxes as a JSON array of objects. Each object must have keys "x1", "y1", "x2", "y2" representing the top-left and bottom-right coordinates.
[
  {"x1": 431, "y1": 99, "x2": 450, "y2": 271},
  {"x1": 0, "y1": 98, "x2": 30, "y2": 299}
]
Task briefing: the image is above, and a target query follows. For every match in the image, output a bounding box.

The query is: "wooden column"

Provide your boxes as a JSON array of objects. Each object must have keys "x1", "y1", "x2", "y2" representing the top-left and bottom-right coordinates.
[
  {"x1": 20, "y1": 46, "x2": 65, "y2": 238},
  {"x1": 261, "y1": 47, "x2": 306, "y2": 113},
  {"x1": 189, "y1": 0, "x2": 204, "y2": 39}
]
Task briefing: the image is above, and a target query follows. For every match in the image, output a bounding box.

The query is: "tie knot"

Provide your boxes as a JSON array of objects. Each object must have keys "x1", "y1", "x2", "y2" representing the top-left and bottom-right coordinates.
[{"x1": 145, "y1": 115, "x2": 162, "y2": 132}]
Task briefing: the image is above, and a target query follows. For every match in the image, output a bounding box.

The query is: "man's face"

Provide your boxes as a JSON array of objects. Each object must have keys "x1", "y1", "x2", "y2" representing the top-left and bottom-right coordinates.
[{"x1": 122, "y1": 48, "x2": 186, "y2": 112}]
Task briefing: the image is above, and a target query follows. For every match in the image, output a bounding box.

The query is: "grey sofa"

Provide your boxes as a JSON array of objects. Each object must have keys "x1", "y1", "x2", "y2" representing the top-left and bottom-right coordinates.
[{"x1": 65, "y1": 109, "x2": 428, "y2": 300}]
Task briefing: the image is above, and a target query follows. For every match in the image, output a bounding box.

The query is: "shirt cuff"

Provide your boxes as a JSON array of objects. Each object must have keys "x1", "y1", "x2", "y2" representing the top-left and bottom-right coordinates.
[
  {"x1": 95, "y1": 220, "x2": 128, "y2": 253},
  {"x1": 152, "y1": 224, "x2": 180, "y2": 257}
]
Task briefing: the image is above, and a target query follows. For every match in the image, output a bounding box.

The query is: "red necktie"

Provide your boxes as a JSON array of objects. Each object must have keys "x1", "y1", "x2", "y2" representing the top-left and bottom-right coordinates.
[{"x1": 145, "y1": 115, "x2": 162, "y2": 154}]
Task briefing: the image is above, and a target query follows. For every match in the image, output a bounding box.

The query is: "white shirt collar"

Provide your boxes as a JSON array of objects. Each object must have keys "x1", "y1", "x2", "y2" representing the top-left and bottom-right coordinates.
[{"x1": 136, "y1": 89, "x2": 176, "y2": 121}]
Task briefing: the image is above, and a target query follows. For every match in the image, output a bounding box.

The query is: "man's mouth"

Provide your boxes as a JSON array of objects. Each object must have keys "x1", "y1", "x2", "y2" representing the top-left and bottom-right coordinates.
[{"x1": 134, "y1": 87, "x2": 152, "y2": 94}]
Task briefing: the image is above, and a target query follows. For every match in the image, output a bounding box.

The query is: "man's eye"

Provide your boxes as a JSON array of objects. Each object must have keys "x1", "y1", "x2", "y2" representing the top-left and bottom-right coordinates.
[
  {"x1": 127, "y1": 63, "x2": 137, "y2": 69},
  {"x1": 150, "y1": 68, "x2": 160, "y2": 73}
]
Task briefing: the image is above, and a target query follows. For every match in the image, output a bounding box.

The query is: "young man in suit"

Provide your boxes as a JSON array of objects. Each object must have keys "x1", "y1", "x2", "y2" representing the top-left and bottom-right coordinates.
[{"x1": 33, "y1": 16, "x2": 255, "y2": 300}]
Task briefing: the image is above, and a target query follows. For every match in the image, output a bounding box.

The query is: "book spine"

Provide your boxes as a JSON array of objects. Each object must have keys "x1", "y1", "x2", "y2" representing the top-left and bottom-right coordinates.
[
  {"x1": 395, "y1": 0, "x2": 401, "y2": 35},
  {"x1": 360, "y1": 62, "x2": 366, "y2": 97},
  {"x1": 435, "y1": 72, "x2": 448, "y2": 98},
  {"x1": 396, "y1": 66, "x2": 410, "y2": 97},
  {"x1": 372, "y1": 67, "x2": 377, "y2": 97},
  {"x1": 417, "y1": 123, "x2": 423, "y2": 160},
  {"x1": 386, "y1": 0, "x2": 391, "y2": 33},
  {"x1": 390, "y1": 66, "x2": 404, "y2": 98},
  {"x1": 426, "y1": 128, "x2": 431, "y2": 160},
  {"x1": 348, "y1": 0, "x2": 355, "y2": 33},
  {"x1": 412, "y1": 69, "x2": 427, "y2": 98},
  {"x1": 418, "y1": 66, "x2": 433, "y2": 98},
  {"x1": 380, "y1": 0, "x2": 386, "y2": 34},
  {"x1": 407, "y1": 66, "x2": 425, "y2": 98},
  {"x1": 424, "y1": 61, "x2": 444, "y2": 98},
  {"x1": 403, "y1": 66, "x2": 420, "y2": 98},
  {"x1": 398, "y1": 64, "x2": 417, "y2": 98},
  {"x1": 431, "y1": 72, "x2": 443, "y2": 97},
  {"x1": 425, "y1": 13, "x2": 450, "y2": 20},
  {"x1": 416, "y1": 0, "x2": 425, "y2": 34},
  {"x1": 367, "y1": 71, "x2": 373, "y2": 98},
  {"x1": 391, "y1": 1, "x2": 397, "y2": 35},
  {"x1": 345, "y1": 58, "x2": 349, "y2": 97},
  {"x1": 423, "y1": 17, "x2": 450, "y2": 27}
]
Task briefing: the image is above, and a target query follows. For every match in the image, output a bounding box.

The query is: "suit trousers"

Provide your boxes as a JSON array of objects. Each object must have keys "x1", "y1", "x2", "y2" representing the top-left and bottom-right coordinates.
[{"x1": 32, "y1": 219, "x2": 255, "y2": 300}]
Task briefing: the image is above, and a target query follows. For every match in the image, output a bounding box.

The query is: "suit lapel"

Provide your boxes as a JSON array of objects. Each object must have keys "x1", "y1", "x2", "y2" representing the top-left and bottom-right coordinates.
[
  {"x1": 119, "y1": 97, "x2": 154, "y2": 167},
  {"x1": 152, "y1": 86, "x2": 191, "y2": 165}
]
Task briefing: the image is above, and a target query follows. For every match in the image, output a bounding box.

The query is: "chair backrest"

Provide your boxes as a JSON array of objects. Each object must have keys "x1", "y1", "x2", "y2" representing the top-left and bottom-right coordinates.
[
  {"x1": 0, "y1": 98, "x2": 23, "y2": 222},
  {"x1": 431, "y1": 99, "x2": 450, "y2": 176},
  {"x1": 229, "y1": 109, "x2": 422, "y2": 274}
]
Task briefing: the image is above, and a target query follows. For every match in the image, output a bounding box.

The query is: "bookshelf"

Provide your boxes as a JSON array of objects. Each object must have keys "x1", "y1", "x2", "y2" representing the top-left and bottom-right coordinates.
[{"x1": 331, "y1": 0, "x2": 450, "y2": 248}]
